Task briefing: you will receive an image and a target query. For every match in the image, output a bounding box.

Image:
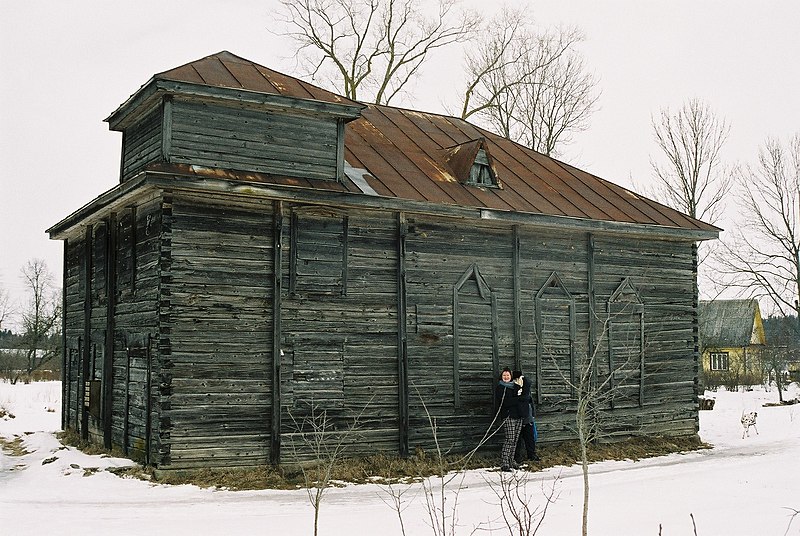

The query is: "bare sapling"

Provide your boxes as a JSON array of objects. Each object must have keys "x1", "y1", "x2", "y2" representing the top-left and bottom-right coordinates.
[
  {"x1": 380, "y1": 384, "x2": 504, "y2": 536},
  {"x1": 541, "y1": 297, "x2": 650, "y2": 536},
  {"x1": 784, "y1": 507, "x2": 800, "y2": 536},
  {"x1": 481, "y1": 469, "x2": 559, "y2": 535},
  {"x1": 287, "y1": 397, "x2": 372, "y2": 536}
]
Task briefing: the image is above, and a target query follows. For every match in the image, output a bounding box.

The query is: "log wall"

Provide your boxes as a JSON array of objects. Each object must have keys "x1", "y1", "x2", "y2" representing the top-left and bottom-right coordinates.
[{"x1": 61, "y1": 187, "x2": 700, "y2": 468}]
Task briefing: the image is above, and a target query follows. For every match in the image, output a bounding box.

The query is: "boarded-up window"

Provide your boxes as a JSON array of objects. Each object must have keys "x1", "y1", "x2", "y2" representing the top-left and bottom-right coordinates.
[
  {"x1": 453, "y1": 264, "x2": 498, "y2": 408},
  {"x1": 77, "y1": 234, "x2": 88, "y2": 297},
  {"x1": 116, "y1": 207, "x2": 137, "y2": 294},
  {"x1": 290, "y1": 210, "x2": 348, "y2": 296},
  {"x1": 535, "y1": 272, "x2": 575, "y2": 407},
  {"x1": 606, "y1": 278, "x2": 645, "y2": 408},
  {"x1": 93, "y1": 223, "x2": 107, "y2": 303}
]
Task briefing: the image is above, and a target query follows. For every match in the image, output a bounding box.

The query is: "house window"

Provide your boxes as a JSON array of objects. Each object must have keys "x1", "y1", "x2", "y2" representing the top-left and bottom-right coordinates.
[
  {"x1": 468, "y1": 149, "x2": 496, "y2": 187},
  {"x1": 289, "y1": 210, "x2": 348, "y2": 296},
  {"x1": 710, "y1": 352, "x2": 729, "y2": 371}
]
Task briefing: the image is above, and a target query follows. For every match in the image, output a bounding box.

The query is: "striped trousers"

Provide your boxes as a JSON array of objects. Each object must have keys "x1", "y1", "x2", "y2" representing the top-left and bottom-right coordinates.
[{"x1": 501, "y1": 417, "x2": 524, "y2": 468}]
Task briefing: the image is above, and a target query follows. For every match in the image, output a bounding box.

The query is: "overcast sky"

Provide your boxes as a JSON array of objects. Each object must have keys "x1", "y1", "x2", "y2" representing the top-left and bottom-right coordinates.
[{"x1": 1, "y1": 0, "x2": 799, "y2": 321}]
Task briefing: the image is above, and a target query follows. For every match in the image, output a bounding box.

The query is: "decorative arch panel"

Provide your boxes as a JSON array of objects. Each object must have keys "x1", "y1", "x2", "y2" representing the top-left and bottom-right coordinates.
[
  {"x1": 452, "y1": 264, "x2": 499, "y2": 408},
  {"x1": 534, "y1": 272, "x2": 576, "y2": 407}
]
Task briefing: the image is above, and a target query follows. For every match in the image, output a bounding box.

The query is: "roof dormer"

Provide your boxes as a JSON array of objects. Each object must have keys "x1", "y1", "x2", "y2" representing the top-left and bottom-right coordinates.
[
  {"x1": 106, "y1": 51, "x2": 365, "y2": 184},
  {"x1": 443, "y1": 138, "x2": 501, "y2": 188}
]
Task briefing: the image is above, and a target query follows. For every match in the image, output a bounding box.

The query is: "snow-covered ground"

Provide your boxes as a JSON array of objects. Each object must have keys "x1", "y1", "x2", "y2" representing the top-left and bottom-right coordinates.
[{"x1": 1, "y1": 382, "x2": 799, "y2": 536}]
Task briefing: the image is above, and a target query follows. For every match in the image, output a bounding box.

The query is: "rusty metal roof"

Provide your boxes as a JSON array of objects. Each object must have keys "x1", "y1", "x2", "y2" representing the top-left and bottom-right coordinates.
[
  {"x1": 154, "y1": 50, "x2": 359, "y2": 107},
  {"x1": 132, "y1": 52, "x2": 721, "y2": 234}
]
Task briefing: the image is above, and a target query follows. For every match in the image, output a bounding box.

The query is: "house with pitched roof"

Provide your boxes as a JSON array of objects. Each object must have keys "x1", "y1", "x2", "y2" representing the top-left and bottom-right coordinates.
[
  {"x1": 698, "y1": 299, "x2": 766, "y2": 386},
  {"x1": 47, "y1": 52, "x2": 719, "y2": 469}
]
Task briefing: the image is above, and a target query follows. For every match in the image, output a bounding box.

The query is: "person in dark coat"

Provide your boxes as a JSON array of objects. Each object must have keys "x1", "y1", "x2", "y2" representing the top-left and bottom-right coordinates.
[
  {"x1": 495, "y1": 367, "x2": 524, "y2": 472},
  {"x1": 512, "y1": 369, "x2": 540, "y2": 463}
]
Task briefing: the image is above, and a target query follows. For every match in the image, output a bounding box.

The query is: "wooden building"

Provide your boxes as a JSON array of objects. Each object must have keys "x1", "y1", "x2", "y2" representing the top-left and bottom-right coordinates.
[
  {"x1": 47, "y1": 52, "x2": 719, "y2": 469},
  {"x1": 698, "y1": 299, "x2": 766, "y2": 385}
]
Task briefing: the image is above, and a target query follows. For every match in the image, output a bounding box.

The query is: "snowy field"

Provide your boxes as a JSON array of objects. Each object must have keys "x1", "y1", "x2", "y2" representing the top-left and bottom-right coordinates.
[{"x1": 1, "y1": 382, "x2": 799, "y2": 536}]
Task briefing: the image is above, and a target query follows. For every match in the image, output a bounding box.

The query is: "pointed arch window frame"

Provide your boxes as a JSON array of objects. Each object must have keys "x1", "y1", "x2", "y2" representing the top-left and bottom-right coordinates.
[
  {"x1": 606, "y1": 277, "x2": 646, "y2": 408},
  {"x1": 452, "y1": 263, "x2": 499, "y2": 408},
  {"x1": 534, "y1": 271, "x2": 576, "y2": 406}
]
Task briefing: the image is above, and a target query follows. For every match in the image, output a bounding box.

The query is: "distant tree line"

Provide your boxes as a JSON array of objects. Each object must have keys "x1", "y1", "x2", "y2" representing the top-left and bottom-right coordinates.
[{"x1": 0, "y1": 259, "x2": 61, "y2": 383}]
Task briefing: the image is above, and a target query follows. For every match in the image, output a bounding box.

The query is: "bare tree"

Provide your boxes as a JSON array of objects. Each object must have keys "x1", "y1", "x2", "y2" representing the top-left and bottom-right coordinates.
[
  {"x1": 15, "y1": 260, "x2": 61, "y2": 384},
  {"x1": 414, "y1": 386, "x2": 499, "y2": 536},
  {"x1": 287, "y1": 398, "x2": 372, "y2": 536},
  {"x1": 277, "y1": 0, "x2": 478, "y2": 105},
  {"x1": 460, "y1": 9, "x2": 598, "y2": 156},
  {"x1": 482, "y1": 470, "x2": 558, "y2": 536},
  {"x1": 716, "y1": 134, "x2": 800, "y2": 319},
  {"x1": 649, "y1": 98, "x2": 731, "y2": 224},
  {"x1": 0, "y1": 280, "x2": 11, "y2": 332},
  {"x1": 763, "y1": 314, "x2": 800, "y2": 402},
  {"x1": 541, "y1": 297, "x2": 650, "y2": 536}
]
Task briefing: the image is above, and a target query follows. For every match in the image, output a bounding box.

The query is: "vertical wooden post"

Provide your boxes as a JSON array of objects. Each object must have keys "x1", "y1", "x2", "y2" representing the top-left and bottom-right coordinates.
[
  {"x1": 491, "y1": 293, "x2": 500, "y2": 377},
  {"x1": 61, "y1": 240, "x2": 68, "y2": 430},
  {"x1": 607, "y1": 301, "x2": 615, "y2": 410},
  {"x1": 512, "y1": 226, "x2": 521, "y2": 371},
  {"x1": 691, "y1": 241, "x2": 700, "y2": 413},
  {"x1": 587, "y1": 233, "x2": 597, "y2": 383},
  {"x1": 81, "y1": 226, "x2": 93, "y2": 440},
  {"x1": 103, "y1": 213, "x2": 117, "y2": 449},
  {"x1": 161, "y1": 96, "x2": 173, "y2": 162},
  {"x1": 335, "y1": 119, "x2": 345, "y2": 182},
  {"x1": 534, "y1": 299, "x2": 542, "y2": 406},
  {"x1": 396, "y1": 212, "x2": 409, "y2": 456},
  {"x1": 130, "y1": 206, "x2": 138, "y2": 293},
  {"x1": 75, "y1": 338, "x2": 82, "y2": 429},
  {"x1": 145, "y1": 334, "x2": 152, "y2": 466},
  {"x1": 342, "y1": 215, "x2": 349, "y2": 296},
  {"x1": 271, "y1": 201, "x2": 284, "y2": 464},
  {"x1": 288, "y1": 211, "x2": 297, "y2": 296},
  {"x1": 124, "y1": 345, "x2": 130, "y2": 455}
]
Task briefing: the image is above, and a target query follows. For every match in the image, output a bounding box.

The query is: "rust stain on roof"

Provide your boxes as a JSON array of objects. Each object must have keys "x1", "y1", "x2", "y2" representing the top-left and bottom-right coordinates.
[{"x1": 142, "y1": 52, "x2": 719, "y2": 234}]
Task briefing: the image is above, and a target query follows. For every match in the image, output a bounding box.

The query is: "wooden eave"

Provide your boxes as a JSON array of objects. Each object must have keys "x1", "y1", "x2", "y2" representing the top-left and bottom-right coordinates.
[
  {"x1": 47, "y1": 170, "x2": 720, "y2": 242},
  {"x1": 105, "y1": 78, "x2": 366, "y2": 131}
]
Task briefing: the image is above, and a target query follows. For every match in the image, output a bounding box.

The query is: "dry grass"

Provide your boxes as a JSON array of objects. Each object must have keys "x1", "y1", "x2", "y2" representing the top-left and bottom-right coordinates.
[
  {"x1": 104, "y1": 435, "x2": 707, "y2": 491},
  {"x1": 57, "y1": 429, "x2": 126, "y2": 458},
  {"x1": 0, "y1": 405, "x2": 14, "y2": 420},
  {"x1": 0, "y1": 435, "x2": 30, "y2": 456},
  {"x1": 54, "y1": 431, "x2": 707, "y2": 490}
]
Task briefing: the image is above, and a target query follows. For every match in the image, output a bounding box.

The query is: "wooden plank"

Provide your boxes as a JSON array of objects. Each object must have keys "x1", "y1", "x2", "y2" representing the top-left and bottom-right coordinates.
[
  {"x1": 103, "y1": 213, "x2": 117, "y2": 448},
  {"x1": 271, "y1": 201, "x2": 283, "y2": 464},
  {"x1": 81, "y1": 226, "x2": 93, "y2": 440},
  {"x1": 161, "y1": 97, "x2": 172, "y2": 162},
  {"x1": 397, "y1": 212, "x2": 409, "y2": 456},
  {"x1": 512, "y1": 226, "x2": 521, "y2": 370}
]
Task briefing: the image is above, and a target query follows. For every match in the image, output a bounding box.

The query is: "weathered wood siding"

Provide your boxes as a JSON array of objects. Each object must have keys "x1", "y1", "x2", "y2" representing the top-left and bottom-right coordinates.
[
  {"x1": 61, "y1": 187, "x2": 701, "y2": 468},
  {"x1": 404, "y1": 215, "x2": 515, "y2": 453},
  {"x1": 168, "y1": 100, "x2": 340, "y2": 181},
  {"x1": 162, "y1": 192, "x2": 275, "y2": 468},
  {"x1": 122, "y1": 107, "x2": 162, "y2": 181},
  {"x1": 592, "y1": 235, "x2": 698, "y2": 438},
  {"x1": 520, "y1": 229, "x2": 590, "y2": 443},
  {"x1": 63, "y1": 236, "x2": 85, "y2": 431},
  {"x1": 281, "y1": 207, "x2": 400, "y2": 462},
  {"x1": 61, "y1": 196, "x2": 163, "y2": 462},
  {"x1": 111, "y1": 197, "x2": 163, "y2": 462}
]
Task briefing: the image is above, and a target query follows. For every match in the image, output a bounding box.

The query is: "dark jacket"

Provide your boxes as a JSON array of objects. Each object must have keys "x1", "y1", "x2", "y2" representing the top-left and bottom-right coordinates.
[
  {"x1": 495, "y1": 381, "x2": 524, "y2": 419},
  {"x1": 517, "y1": 376, "x2": 535, "y2": 423}
]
